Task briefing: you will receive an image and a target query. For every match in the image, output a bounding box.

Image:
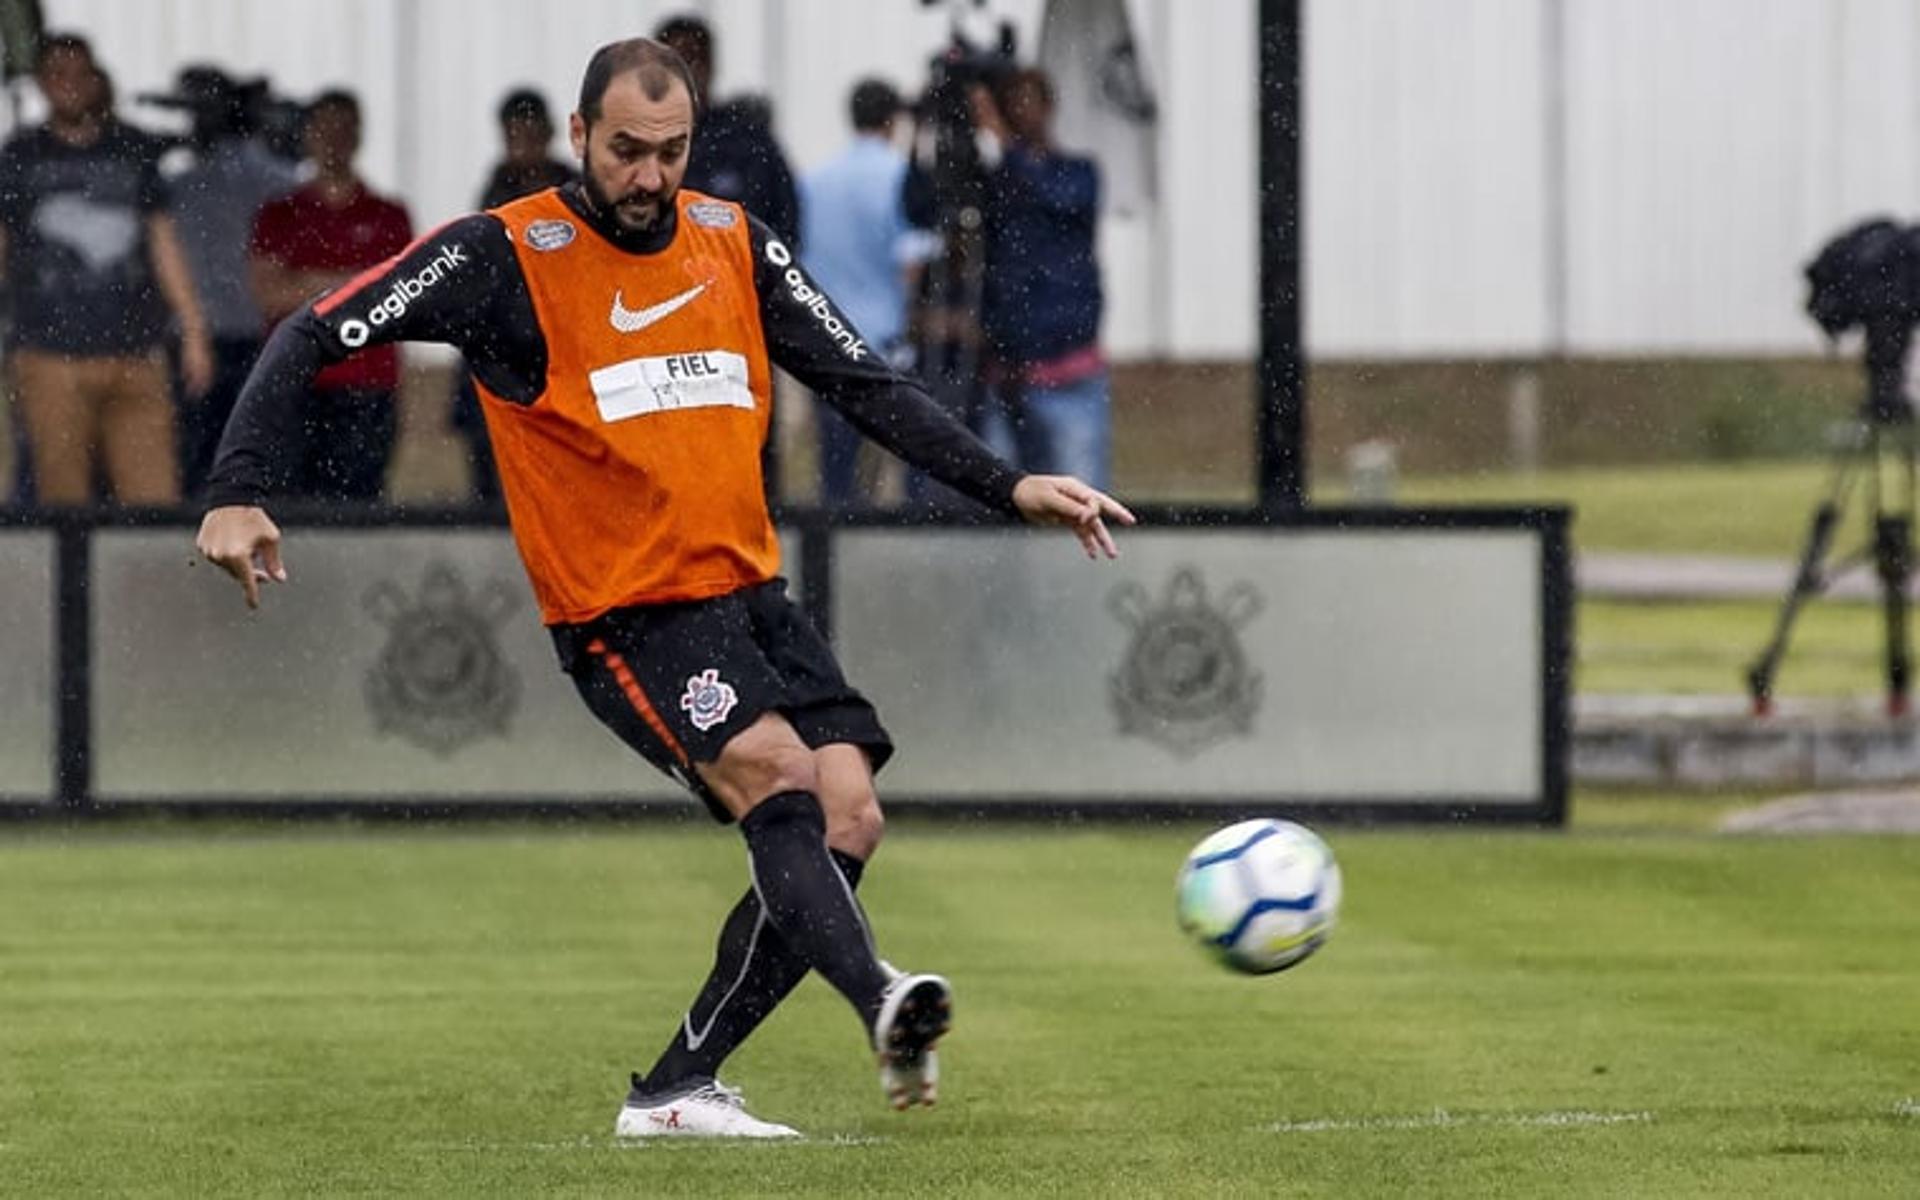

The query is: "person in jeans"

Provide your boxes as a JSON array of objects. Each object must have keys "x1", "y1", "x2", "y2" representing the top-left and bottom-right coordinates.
[
  {"x1": 800, "y1": 78, "x2": 916, "y2": 508},
  {"x1": 0, "y1": 33, "x2": 212, "y2": 506},
  {"x1": 976, "y1": 67, "x2": 1109, "y2": 490},
  {"x1": 163, "y1": 66, "x2": 300, "y2": 498}
]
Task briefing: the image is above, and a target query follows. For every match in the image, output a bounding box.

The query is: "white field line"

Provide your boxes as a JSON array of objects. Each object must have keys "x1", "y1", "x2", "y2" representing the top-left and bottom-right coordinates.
[
  {"x1": 621, "y1": 1134, "x2": 890, "y2": 1151},
  {"x1": 1895, "y1": 1098, "x2": 1920, "y2": 1118},
  {"x1": 1262, "y1": 1109, "x2": 1655, "y2": 1135},
  {"x1": 418, "y1": 1133, "x2": 888, "y2": 1152}
]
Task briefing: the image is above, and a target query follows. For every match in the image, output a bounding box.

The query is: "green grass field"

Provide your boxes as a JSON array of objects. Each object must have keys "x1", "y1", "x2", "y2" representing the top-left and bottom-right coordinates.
[
  {"x1": 1377, "y1": 459, "x2": 1838, "y2": 557},
  {"x1": 4, "y1": 810, "x2": 1918, "y2": 1197},
  {"x1": 1366, "y1": 459, "x2": 1905, "y2": 697},
  {"x1": 1580, "y1": 598, "x2": 1887, "y2": 696}
]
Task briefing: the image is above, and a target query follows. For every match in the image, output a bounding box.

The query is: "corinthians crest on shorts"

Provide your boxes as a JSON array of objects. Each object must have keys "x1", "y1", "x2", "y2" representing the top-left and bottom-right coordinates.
[
  {"x1": 1108, "y1": 567, "x2": 1264, "y2": 758},
  {"x1": 363, "y1": 562, "x2": 521, "y2": 756},
  {"x1": 680, "y1": 668, "x2": 740, "y2": 731}
]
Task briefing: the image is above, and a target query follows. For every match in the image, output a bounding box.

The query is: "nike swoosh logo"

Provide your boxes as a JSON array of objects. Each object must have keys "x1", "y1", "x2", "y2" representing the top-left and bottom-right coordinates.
[
  {"x1": 610, "y1": 282, "x2": 708, "y2": 333},
  {"x1": 682, "y1": 909, "x2": 766, "y2": 1051}
]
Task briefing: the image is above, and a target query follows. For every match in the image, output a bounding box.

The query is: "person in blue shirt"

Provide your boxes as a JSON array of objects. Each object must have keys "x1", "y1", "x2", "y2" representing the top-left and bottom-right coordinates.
[
  {"x1": 799, "y1": 79, "x2": 919, "y2": 508},
  {"x1": 976, "y1": 68, "x2": 1109, "y2": 491}
]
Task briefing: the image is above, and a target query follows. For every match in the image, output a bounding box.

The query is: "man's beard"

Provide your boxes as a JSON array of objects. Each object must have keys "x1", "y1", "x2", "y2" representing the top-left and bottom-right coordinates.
[{"x1": 581, "y1": 160, "x2": 673, "y2": 231}]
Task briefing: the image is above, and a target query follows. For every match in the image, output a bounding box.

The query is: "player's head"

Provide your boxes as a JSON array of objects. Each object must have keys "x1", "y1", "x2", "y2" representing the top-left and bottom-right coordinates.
[
  {"x1": 497, "y1": 87, "x2": 555, "y2": 166},
  {"x1": 651, "y1": 15, "x2": 713, "y2": 106},
  {"x1": 35, "y1": 33, "x2": 103, "y2": 126},
  {"x1": 572, "y1": 38, "x2": 696, "y2": 233},
  {"x1": 304, "y1": 89, "x2": 362, "y2": 176}
]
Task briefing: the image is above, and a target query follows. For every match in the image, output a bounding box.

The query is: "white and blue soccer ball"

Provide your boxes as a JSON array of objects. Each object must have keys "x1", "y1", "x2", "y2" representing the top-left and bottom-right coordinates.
[{"x1": 1175, "y1": 818, "x2": 1341, "y2": 974}]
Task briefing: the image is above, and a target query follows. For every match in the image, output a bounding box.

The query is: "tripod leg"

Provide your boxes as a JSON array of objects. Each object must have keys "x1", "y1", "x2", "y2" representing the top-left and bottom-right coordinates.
[
  {"x1": 1748, "y1": 501, "x2": 1846, "y2": 714},
  {"x1": 1875, "y1": 422, "x2": 1917, "y2": 717},
  {"x1": 1748, "y1": 427, "x2": 1876, "y2": 713},
  {"x1": 1875, "y1": 513, "x2": 1910, "y2": 716}
]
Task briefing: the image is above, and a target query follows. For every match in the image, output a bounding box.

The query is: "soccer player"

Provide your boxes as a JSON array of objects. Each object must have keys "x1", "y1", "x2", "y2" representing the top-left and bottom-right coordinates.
[{"x1": 195, "y1": 38, "x2": 1132, "y2": 1139}]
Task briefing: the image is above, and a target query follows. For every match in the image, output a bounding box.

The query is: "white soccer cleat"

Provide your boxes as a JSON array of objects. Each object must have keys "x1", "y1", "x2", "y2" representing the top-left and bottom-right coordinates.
[
  {"x1": 613, "y1": 1079, "x2": 800, "y2": 1139},
  {"x1": 873, "y1": 972, "x2": 951, "y2": 1111}
]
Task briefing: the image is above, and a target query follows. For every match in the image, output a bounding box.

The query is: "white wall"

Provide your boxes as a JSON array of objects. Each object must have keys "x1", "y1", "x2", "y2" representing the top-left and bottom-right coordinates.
[
  {"x1": 40, "y1": 0, "x2": 1252, "y2": 362},
  {"x1": 1307, "y1": 0, "x2": 1920, "y2": 358},
  {"x1": 34, "y1": 0, "x2": 1918, "y2": 360}
]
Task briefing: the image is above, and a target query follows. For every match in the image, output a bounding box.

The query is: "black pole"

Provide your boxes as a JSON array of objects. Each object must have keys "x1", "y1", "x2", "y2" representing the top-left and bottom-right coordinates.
[
  {"x1": 1258, "y1": 0, "x2": 1305, "y2": 514},
  {"x1": 54, "y1": 516, "x2": 90, "y2": 810}
]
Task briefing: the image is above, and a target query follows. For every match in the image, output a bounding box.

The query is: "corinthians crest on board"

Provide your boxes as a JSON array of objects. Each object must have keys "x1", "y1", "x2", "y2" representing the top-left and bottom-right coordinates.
[
  {"x1": 364, "y1": 562, "x2": 521, "y2": 756},
  {"x1": 1108, "y1": 567, "x2": 1264, "y2": 758}
]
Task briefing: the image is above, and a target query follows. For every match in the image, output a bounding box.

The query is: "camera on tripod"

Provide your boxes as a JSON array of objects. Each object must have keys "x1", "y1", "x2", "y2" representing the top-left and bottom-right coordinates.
[
  {"x1": 909, "y1": 18, "x2": 1018, "y2": 229},
  {"x1": 1804, "y1": 216, "x2": 1920, "y2": 421},
  {"x1": 1747, "y1": 218, "x2": 1920, "y2": 715},
  {"x1": 137, "y1": 66, "x2": 303, "y2": 163}
]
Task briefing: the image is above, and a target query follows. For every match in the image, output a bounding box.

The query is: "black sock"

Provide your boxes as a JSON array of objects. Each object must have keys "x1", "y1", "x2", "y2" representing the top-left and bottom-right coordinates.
[
  {"x1": 637, "y1": 849, "x2": 867, "y2": 1097},
  {"x1": 735, "y1": 792, "x2": 888, "y2": 1026}
]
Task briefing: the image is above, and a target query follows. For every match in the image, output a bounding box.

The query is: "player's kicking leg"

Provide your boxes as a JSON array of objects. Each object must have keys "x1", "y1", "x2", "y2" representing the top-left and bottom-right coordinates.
[{"x1": 700, "y1": 720, "x2": 953, "y2": 1115}]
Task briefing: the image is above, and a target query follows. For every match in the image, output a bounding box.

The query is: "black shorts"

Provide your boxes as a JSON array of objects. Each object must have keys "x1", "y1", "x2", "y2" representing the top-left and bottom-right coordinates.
[{"x1": 556, "y1": 578, "x2": 893, "y2": 822}]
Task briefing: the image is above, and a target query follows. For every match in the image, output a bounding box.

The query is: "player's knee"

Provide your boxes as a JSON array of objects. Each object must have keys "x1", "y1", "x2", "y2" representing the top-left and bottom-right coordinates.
[
  {"x1": 828, "y1": 790, "x2": 885, "y2": 859},
  {"x1": 725, "y1": 744, "x2": 820, "y2": 810}
]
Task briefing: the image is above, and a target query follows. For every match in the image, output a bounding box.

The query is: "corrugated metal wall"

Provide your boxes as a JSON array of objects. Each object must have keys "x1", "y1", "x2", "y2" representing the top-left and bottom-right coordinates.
[
  {"x1": 1308, "y1": 0, "x2": 1920, "y2": 358},
  {"x1": 34, "y1": 0, "x2": 1917, "y2": 359}
]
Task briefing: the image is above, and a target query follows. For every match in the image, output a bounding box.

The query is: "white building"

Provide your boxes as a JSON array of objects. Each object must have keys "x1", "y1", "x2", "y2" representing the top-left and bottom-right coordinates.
[{"x1": 29, "y1": 0, "x2": 1918, "y2": 361}]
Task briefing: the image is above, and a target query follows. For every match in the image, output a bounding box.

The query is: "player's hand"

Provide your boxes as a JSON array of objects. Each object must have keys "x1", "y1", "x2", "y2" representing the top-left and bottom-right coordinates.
[
  {"x1": 195, "y1": 505, "x2": 288, "y2": 609},
  {"x1": 1011, "y1": 474, "x2": 1136, "y2": 560}
]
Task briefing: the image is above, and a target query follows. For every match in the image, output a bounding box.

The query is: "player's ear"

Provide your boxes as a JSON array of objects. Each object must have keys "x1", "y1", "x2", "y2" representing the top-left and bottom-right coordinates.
[{"x1": 569, "y1": 112, "x2": 588, "y2": 159}]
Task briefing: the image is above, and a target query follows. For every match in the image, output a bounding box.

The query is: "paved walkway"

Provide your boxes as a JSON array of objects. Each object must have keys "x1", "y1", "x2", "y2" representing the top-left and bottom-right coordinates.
[{"x1": 1579, "y1": 552, "x2": 1920, "y2": 601}]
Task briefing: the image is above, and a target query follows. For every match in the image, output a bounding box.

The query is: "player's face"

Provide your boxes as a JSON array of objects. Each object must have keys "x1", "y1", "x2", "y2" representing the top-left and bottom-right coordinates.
[{"x1": 571, "y1": 73, "x2": 692, "y2": 233}]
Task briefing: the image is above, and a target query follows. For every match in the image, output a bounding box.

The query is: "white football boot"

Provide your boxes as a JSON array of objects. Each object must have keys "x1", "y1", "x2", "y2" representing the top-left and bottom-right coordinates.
[
  {"x1": 873, "y1": 972, "x2": 951, "y2": 1110},
  {"x1": 613, "y1": 1078, "x2": 799, "y2": 1139}
]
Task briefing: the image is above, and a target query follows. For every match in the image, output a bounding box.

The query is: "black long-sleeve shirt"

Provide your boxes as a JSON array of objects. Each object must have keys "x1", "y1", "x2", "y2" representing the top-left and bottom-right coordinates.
[{"x1": 205, "y1": 182, "x2": 1019, "y2": 512}]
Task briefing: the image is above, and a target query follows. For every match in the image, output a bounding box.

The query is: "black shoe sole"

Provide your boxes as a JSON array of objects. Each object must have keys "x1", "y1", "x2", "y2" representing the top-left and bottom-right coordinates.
[{"x1": 884, "y1": 979, "x2": 952, "y2": 1068}]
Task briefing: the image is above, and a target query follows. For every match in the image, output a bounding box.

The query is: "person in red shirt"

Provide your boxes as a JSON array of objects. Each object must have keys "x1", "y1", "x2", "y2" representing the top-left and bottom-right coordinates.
[{"x1": 248, "y1": 89, "x2": 412, "y2": 500}]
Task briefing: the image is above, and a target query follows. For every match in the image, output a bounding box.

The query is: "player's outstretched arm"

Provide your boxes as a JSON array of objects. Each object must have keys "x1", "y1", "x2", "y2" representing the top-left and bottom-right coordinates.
[
  {"x1": 1011, "y1": 474, "x2": 1137, "y2": 560},
  {"x1": 196, "y1": 505, "x2": 288, "y2": 610}
]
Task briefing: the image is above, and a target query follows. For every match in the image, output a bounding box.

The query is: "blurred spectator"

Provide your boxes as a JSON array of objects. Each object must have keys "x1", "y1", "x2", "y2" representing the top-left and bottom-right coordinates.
[
  {"x1": 477, "y1": 87, "x2": 576, "y2": 209},
  {"x1": 654, "y1": 14, "x2": 801, "y2": 247},
  {"x1": 248, "y1": 88, "x2": 412, "y2": 501},
  {"x1": 162, "y1": 66, "x2": 299, "y2": 498},
  {"x1": 454, "y1": 87, "x2": 575, "y2": 503},
  {"x1": 0, "y1": 33, "x2": 212, "y2": 507},
  {"x1": 976, "y1": 68, "x2": 1108, "y2": 490},
  {"x1": 800, "y1": 78, "x2": 915, "y2": 508}
]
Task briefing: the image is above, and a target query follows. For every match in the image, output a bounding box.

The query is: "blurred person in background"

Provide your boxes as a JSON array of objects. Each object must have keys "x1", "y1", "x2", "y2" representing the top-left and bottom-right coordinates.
[
  {"x1": 248, "y1": 88, "x2": 411, "y2": 501},
  {"x1": 160, "y1": 66, "x2": 299, "y2": 498},
  {"x1": 453, "y1": 86, "x2": 576, "y2": 504},
  {"x1": 974, "y1": 67, "x2": 1108, "y2": 490},
  {"x1": 0, "y1": 33, "x2": 212, "y2": 507},
  {"x1": 476, "y1": 87, "x2": 577, "y2": 210},
  {"x1": 656, "y1": 14, "x2": 805, "y2": 498},
  {"x1": 799, "y1": 78, "x2": 917, "y2": 508},
  {"x1": 653, "y1": 13, "x2": 800, "y2": 248}
]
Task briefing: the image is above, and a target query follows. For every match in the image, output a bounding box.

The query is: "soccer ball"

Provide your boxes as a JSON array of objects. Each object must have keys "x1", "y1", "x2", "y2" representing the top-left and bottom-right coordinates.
[{"x1": 1175, "y1": 818, "x2": 1341, "y2": 974}]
